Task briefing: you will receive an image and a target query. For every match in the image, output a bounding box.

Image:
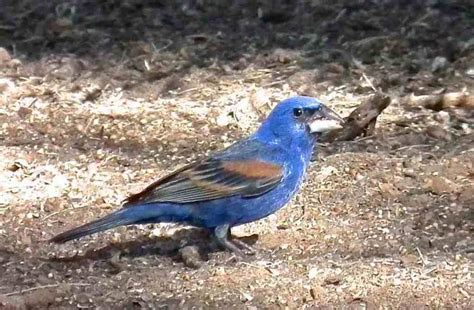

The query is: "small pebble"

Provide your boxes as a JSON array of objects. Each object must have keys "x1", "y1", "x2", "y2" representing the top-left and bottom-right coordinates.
[
  {"x1": 178, "y1": 245, "x2": 203, "y2": 269},
  {"x1": 433, "y1": 111, "x2": 450, "y2": 124},
  {"x1": 323, "y1": 275, "x2": 342, "y2": 286},
  {"x1": 465, "y1": 68, "x2": 474, "y2": 77},
  {"x1": 431, "y1": 56, "x2": 448, "y2": 72}
]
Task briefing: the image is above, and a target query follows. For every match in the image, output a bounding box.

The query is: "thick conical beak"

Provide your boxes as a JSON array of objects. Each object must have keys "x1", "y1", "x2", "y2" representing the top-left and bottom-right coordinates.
[{"x1": 308, "y1": 104, "x2": 344, "y2": 133}]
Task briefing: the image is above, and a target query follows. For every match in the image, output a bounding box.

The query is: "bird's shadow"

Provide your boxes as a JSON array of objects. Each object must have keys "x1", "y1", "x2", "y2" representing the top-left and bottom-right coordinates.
[{"x1": 48, "y1": 228, "x2": 259, "y2": 267}]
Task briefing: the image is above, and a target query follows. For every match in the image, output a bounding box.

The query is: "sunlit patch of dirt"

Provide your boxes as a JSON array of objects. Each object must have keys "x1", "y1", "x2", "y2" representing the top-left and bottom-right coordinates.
[{"x1": 0, "y1": 0, "x2": 472, "y2": 308}]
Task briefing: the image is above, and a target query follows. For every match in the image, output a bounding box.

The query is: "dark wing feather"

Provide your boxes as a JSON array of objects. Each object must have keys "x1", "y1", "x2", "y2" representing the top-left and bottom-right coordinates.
[{"x1": 123, "y1": 158, "x2": 284, "y2": 206}]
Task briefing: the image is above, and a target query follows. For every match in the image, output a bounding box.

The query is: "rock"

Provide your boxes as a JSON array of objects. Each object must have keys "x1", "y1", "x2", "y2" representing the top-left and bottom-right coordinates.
[
  {"x1": 315, "y1": 166, "x2": 338, "y2": 182},
  {"x1": 308, "y1": 267, "x2": 318, "y2": 279},
  {"x1": 216, "y1": 113, "x2": 230, "y2": 127},
  {"x1": 400, "y1": 254, "x2": 418, "y2": 266},
  {"x1": 0, "y1": 47, "x2": 12, "y2": 64},
  {"x1": 325, "y1": 62, "x2": 345, "y2": 74},
  {"x1": 0, "y1": 295, "x2": 27, "y2": 310},
  {"x1": 0, "y1": 78, "x2": 15, "y2": 93},
  {"x1": 50, "y1": 174, "x2": 70, "y2": 194},
  {"x1": 379, "y1": 182, "x2": 398, "y2": 198},
  {"x1": 426, "y1": 125, "x2": 451, "y2": 141},
  {"x1": 241, "y1": 291, "x2": 253, "y2": 302},
  {"x1": 249, "y1": 88, "x2": 270, "y2": 112},
  {"x1": 403, "y1": 169, "x2": 416, "y2": 178},
  {"x1": 7, "y1": 159, "x2": 29, "y2": 172},
  {"x1": 17, "y1": 107, "x2": 32, "y2": 119},
  {"x1": 270, "y1": 48, "x2": 299, "y2": 64},
  {"x1": 433, "y1": 111, "x2": 450, "y2": 124},
  {"x1": 466, "y1": 68, "x2": 474, "y2": 78},
  {"x1": 423, "y1": 176, "x2": 459, "y2": 195},
  {"x1": 178, "y1": 245, "x2": 202, "y2": 269},
  {"x1": 459, "y1": 185, "x2": 474, "y2": 205},
  {"x1": 461, "y1": 38, "x2": 474, "y2": 51},
  {"x1": 323, "y1": 275, "x2": 342, "y2": 286},
  {"x1": 9, "y1": 59, "x2": 22, "y2": 68},
  {"x1": 431, "y1": 56, "x2": 448, "y2": 73},
  {"x1": 288, "y1": 70, "x2": 318, "y2": 94}
]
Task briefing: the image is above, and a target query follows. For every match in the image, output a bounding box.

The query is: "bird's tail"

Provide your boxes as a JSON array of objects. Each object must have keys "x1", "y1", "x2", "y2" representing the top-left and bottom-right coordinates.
[{"x1": 50, "y1": 204, "x2": 189, "y2": 243}]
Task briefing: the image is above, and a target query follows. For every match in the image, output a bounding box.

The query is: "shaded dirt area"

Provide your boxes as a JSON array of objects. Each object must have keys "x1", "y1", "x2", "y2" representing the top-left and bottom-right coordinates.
[{"x1": 0, "y1": 0, "x2": 473, "y2": 308}]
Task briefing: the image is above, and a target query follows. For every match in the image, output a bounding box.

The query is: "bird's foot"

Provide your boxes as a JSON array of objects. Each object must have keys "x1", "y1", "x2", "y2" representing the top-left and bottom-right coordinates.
[
  {"x1": 218, "y1": 238, "x2": 246, "y2": 257},
  {"x1": 230, "y1": 238, "x2": 256, "y2": 256},
  {"x1": 214, "y1": 224, "x2": 256, "y2": 257}
]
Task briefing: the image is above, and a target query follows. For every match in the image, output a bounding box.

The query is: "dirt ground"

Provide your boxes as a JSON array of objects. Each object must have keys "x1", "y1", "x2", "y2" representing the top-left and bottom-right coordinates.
[{"x1": 0, "y1": 0, "x2": 473, "y2": 308}]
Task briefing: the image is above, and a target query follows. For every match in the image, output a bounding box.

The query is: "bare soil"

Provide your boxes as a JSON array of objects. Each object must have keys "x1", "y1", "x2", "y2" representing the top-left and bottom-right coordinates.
[{"x1": 0, "y1": 0, "x2": 473, "y2": 308}]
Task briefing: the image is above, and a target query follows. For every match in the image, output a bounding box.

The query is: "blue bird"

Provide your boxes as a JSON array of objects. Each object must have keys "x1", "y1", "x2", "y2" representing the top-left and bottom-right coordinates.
[{"x1": 50, "y1": 96, "x2": 343, "y2": 255}]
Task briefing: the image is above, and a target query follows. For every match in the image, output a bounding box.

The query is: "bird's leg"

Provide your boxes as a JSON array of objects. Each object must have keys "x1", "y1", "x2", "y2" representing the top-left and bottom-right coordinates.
[{"x1": 214, "y1": 224, "x2": 244, "y2": 256}]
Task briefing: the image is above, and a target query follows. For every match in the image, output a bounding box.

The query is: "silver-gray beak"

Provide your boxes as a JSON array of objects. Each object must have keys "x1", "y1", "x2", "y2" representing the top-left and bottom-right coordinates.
[{"x1": 308, "y1": 105, "x2": 344, "y2": 133}]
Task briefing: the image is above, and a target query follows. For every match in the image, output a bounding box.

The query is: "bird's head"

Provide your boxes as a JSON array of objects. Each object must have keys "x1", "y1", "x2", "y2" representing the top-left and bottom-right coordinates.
[{"x1": 255, "y1": 96, "x2": 344, "y2": 146}]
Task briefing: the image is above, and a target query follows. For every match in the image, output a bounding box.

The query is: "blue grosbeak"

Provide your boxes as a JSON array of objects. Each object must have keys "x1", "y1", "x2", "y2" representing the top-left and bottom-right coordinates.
[{"x1": 51, "y1": 96, "x2": 343, "y2": 255}]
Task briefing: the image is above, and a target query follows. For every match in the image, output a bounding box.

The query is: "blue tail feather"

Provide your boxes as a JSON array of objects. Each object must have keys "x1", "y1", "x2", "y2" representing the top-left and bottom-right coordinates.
[{"x1": 50, "y1": 204, "x2": 190, "y2": 243}]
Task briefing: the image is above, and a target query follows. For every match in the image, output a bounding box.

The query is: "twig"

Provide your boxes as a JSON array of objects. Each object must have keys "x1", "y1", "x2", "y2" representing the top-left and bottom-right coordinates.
[
  {"x1": 320, "y1": 93, "x2": 391, "y2": 143},
  {"x1": 344, "y1": 135, "x2": 376, "y2": 144},
  {"x1": 394, "y1": 144, "x2": 432, "y2": 151},
  {"x1": 352, "y1": 35, "x2": 391, "y2": 48},
  {"x1": 292, "y1": 204, "x2": 306, "y2": 223},
  {"x1": 5, "y1": 282, "x2": 90, "y2": 296},
  {"x1": 175, "y1": 87, "x2": 199, "y2": 95},
  {"x1": 416, "y1": 247, "x2": 427, "y2": 266},
  {"x1": 330, "y1": 135, "x2": 376, "y2": 145},
  {"x1": 151, "y1": 39, "x2": 173, "y2": 53},
  {"x1": 407, "y1": 10, "x2": 436, "y2": 30},
  {"x1": 362, "y1": 72, "x2": 377, "y2": 92},
  {"x1": 237, "y1": 261, "x2": 269, "y2": 270},
  {"x1": 421, "y1": 266, "x2": 437, "y2": 277},
  {"x1": 459, "y1": 288, "x2": 470, "y2": 299},
  {"x1": 331, "y1": 8, "x2": 347, "y2": 24},
  {"x1": 262, "y1": 80, "x2": 285, "y2": 87},
  {"x1": 464, "y1": 246, "x2": 474, "y2": 254},
  {"x1": 320, "y1": 135, "x2": 376, "y2": 146}
]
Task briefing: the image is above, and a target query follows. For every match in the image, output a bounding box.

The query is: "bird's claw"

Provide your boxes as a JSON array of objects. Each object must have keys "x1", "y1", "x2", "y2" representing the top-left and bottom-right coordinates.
[
  {"x1": 230, "y1": 238, "x2": 256, "y2": 256},
  {"x1": 214, "y1": 224, "x2": 256, "y2": 257}
]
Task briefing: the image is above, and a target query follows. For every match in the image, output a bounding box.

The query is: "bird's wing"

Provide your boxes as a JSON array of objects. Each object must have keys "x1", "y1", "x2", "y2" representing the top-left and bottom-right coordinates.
[{"x1": 123, "y1": 158, "x2": 284, "y2": 206}]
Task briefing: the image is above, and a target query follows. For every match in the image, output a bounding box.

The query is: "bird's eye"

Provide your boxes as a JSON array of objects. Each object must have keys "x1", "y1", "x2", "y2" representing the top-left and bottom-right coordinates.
[{"x1": 293, "y1": 108, "x2": 303, "y2": 117}]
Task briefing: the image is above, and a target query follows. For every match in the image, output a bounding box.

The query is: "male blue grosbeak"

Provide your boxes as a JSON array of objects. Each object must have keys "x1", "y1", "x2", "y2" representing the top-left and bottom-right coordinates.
[{"x1": 51, "y1": 96, "x2": 343, "y2": 255}]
